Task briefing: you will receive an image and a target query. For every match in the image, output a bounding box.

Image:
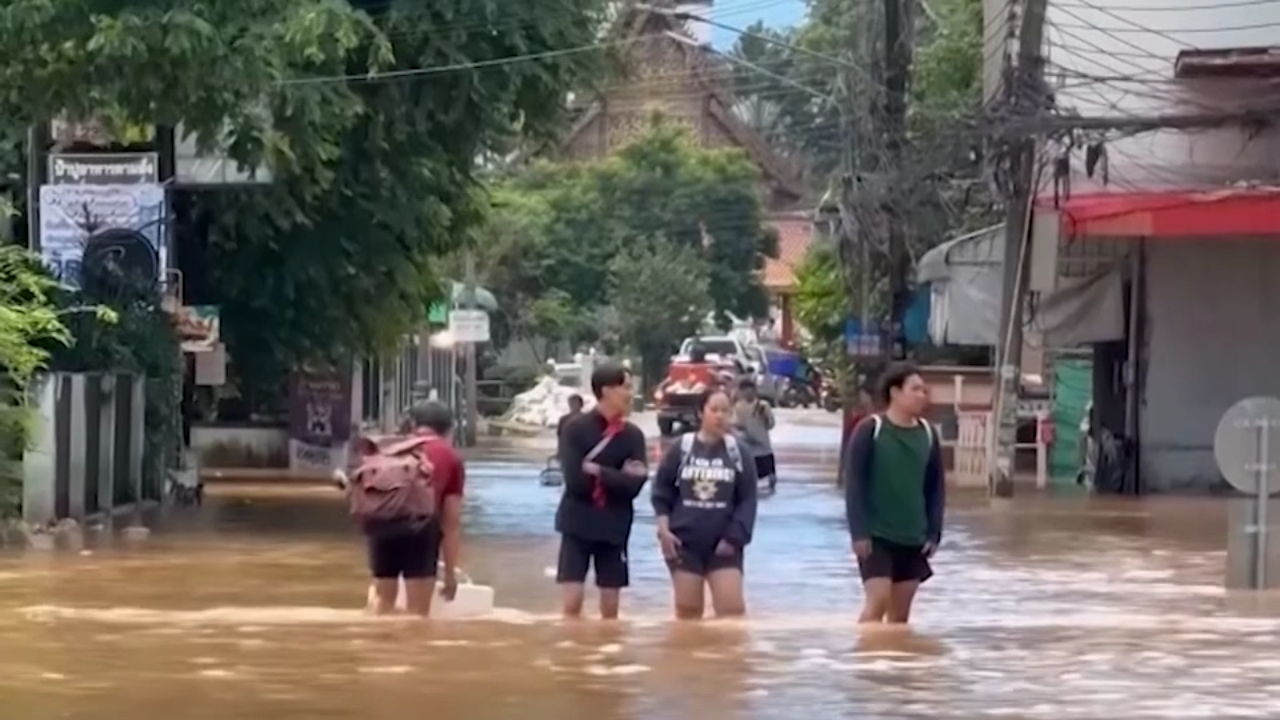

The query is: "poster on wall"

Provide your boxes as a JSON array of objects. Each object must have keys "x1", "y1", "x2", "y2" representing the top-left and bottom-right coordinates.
[
  {"x1": 288, "y1": 370, "x2": 353, "y2": 475},
  {"x1": 176, "y1": 305, "x2": 220, "y2": 352},
  {"x1": 38, "y1": 183, "x2": 166, "y2": 289}
]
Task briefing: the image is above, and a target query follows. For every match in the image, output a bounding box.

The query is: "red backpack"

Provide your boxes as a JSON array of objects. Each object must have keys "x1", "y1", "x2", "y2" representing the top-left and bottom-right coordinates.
[{"x1": 347, "y1": 435, "x2": 437, "y2": 528}]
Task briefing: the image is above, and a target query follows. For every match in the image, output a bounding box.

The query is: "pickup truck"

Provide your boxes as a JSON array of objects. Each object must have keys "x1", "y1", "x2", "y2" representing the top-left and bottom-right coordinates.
[{"x1": 677, "y1": 335, "x2": 778, "y2": 404}]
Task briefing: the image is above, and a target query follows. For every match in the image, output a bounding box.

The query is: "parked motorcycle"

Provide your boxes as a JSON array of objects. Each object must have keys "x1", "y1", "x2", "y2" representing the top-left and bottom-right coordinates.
[
  {"x1": 779, "y1": 377, "x2": 817, "y2": 408},
  {"x1": 819, "y1": 377, "x2": 840, "y2": 413}
]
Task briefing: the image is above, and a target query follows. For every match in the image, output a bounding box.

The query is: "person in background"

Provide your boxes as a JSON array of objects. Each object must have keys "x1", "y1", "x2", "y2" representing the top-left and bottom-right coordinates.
[
  {"x1": 557, "y1": 394, "x2": 584, "y2": 451},
  {"x1": 842, "y1": 363, "x2": 944, "y2": 626},
  {"x1": 652, "y1": 388, "x2": 757, "y2": 619},
  {"x1": 843, "y1": 385, "x2": 877, "y2": 448},
  {"x1": 733, "y1": 377, "x2": 777, "y2": 492},
  {"x1": 362, "y1": 401, "x2": 466, "y2": 617},
  {"x1": 556, "y1": 364, "x2": 648, "y2": 619}
]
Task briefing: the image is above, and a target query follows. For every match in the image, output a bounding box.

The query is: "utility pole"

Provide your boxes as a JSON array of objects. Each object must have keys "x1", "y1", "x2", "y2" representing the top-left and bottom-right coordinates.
[
  {"x1": 880, "y1": 0, "x2": 913, "y2": 363},
  {"x1": 461, "y1": 248, "x2": 479, "y2": 447},
  {"x1": 989, "y1": 0, "x2": 1049, "y2": 498}
]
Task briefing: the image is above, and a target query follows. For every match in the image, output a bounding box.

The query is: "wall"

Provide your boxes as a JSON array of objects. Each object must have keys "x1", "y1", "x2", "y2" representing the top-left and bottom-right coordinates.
[
  {"x1": 1042, "y1": 0, "x2": 1280, "y2": 192},
  {"x1": 1142, "y1": 239, "x2": 1280, "y2": 490}
]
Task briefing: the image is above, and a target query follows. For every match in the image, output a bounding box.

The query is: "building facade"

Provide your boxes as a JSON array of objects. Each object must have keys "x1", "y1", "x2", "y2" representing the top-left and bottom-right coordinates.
[
  {"x1": 558, "y1": 1, "x2": 813, "y2": 344},
  {"x1": 986, "y1": 0, "x2": 1280, "y2": 490}
]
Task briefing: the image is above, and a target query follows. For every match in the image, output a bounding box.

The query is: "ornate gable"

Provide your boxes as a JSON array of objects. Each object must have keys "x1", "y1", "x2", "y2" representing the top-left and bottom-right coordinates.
[{"x1": 560, "y1": 2, "x2": 805, "y2": 208}]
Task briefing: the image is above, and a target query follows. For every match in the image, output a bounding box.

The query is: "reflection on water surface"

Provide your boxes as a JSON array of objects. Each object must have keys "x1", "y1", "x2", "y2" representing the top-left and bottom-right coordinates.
[{"x1": 0, "y1": 444, "x2": 1275, "y2": 719}]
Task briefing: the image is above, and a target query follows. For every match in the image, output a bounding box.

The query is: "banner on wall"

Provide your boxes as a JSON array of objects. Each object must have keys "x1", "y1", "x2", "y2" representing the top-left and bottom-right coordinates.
[{"x1": 287, "y1": 369, "x2": 353, "y2": 475}]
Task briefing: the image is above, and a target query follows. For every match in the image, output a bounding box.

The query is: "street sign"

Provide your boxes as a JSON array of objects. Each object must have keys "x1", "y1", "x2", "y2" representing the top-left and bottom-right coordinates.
[
  {"x1": 1214, "y1": 396, "x2": 1280, "y2": 590},
  {"x1": 448, "y1": 309, "x2": 490, "y2": 343},
  {"x1": 1213, "y1": 396, "x2": 1280, "y2": 496}
]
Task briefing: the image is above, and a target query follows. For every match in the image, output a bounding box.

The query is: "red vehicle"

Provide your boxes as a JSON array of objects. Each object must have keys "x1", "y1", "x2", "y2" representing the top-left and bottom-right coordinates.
[{"x1": 653, "y1": 357, "x2": 737, "y2": 436}]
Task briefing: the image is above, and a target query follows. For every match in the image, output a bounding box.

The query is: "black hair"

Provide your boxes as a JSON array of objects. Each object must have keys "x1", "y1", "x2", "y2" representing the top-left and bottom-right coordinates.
[
  {"x1": 737, "y1": 376, "x2": 757, "y2": 391},
  {"x1": 700, "y1": 386, "x2": 731, "y2": 411},
  {"x1": 567, "y1": 394, "x2": 584, "y2": 409},
  {"x1": 590, "y1": 362, "x2": 630, "y2": 400},
  {"x1": 408, "y1": 400, "x2": 454, "y2": 435},
  {"x1": 877, "y1": 362, "x2": 922, "y2": 405}
]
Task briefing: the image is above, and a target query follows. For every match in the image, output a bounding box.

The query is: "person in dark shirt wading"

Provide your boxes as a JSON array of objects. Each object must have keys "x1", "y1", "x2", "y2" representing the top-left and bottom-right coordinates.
[
  {"x1": 652, "y1": 388, "x2": 758, "y2": 619},
  {"x1": 556, "y1": 364, "x2": 648, "y2": 619},
  {"x1": 843, "y1": 363, "x2": 945, "y2": 625}
]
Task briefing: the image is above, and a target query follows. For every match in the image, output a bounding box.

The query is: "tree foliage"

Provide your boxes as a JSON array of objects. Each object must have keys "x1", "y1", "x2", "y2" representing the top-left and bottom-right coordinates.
[
  {"x1": 474, "y1": 122, "x2": 777, "y2": 361},
  {"x1": 0, "y1": 247, "x2": 71, "y2": 518},
  {"x1": 729, "y1": 0, "x2": 992, "y2": 238},
  {"x1": 608, "y1": 238, "x2": 713, "y2": 387},
  {"x1": 168, "y1": 0, "x2": 610, "y2": 408}
]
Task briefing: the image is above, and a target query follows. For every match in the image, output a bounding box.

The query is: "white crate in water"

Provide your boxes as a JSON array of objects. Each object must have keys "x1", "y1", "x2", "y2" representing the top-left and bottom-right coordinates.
[{"x1": 365, "y1": 575, "x2": 495, "y2": 619}]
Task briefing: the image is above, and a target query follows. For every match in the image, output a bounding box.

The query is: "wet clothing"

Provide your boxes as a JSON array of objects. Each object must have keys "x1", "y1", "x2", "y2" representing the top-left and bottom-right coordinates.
[
  {"x1": 856, "y1": 536, "x2": 933, "y2": 584},
  {"x1": 733, "y1": 399, "x2": 774, "y2": 457},
  {"x1": 556, "y1": 410, "x2": 581, "y2": 448},
  {"x1": 667, "y1": 542, "x2": 745, "y2": 575},
  {"x1": 843, "y1": 415, "x2": 945, "y2": 563},
  {"x1": 556, "y1": 534, "x2": 630, "y2": 588},
  {"x1": 369, "y1": 524, "x2": 441, "y2": 579},
  {"x1": 753, "y1": 454, "x2": 776, "y2": 488},
  {"x1": 362, "y1": 434, "x2": 464, "y2": 579},
  {"x1": 651, "y1": 433, "x2": 758, "y2": 571},
  {"x1": 556, "y1": 410, "x2": 648, "y2": 544},
  {"x1": 555, "y1": 410, "x2": 647, "y2": 587}
]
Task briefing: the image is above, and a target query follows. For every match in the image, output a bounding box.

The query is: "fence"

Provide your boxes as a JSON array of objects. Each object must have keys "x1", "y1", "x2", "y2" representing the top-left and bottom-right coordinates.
[
  {"x1": 357, "y1": 336, "x2": 461, "y2": 435},
  {"x1": 22, "y1": 373, "x2": 147, "y2": 526},
  {"x1": 950, "y1": 410, "x2": 1050, "y2": 488}
]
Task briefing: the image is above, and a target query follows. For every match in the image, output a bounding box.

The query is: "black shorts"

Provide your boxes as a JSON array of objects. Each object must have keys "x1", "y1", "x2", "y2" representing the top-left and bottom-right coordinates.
[
  {"x1": 367, "y1": 523, "x2": 441, "y2": 580},
  {"x1": 753, "y1": 453, "x2": 776, "y2": 478},
  {"x1": 556, "y1": 534, "x2": 629, "y2": 589},
  {"x1": 667, "y1": 543, "x2": 744, "y2": 576},
  {"x1": 857, "y1": 536, "x2": 933, "y2": 584}
]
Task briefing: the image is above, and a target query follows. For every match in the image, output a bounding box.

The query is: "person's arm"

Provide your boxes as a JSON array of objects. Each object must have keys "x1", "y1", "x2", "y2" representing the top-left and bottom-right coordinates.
[
  {"x1": 924, "y1": 432, "x2": 946, "y2": 545},
  {"x1": 650, "y1": 442, "x2": 682, "y2": 520},
  {"x1": 600, "y1": 427, "x2": 648, "y2": 499},
  {"x1": 842, "y1": 419, "x2": 876, "y2": 542},
  {"x1": 559, "y1": 417, "x2": 594, "y2": 499},
  {"x1": 759, "y1": 402, "x2": 775, "y2": 431},
  {"x1": 440, "y1": 455, "x2": 465, "y2": 580},
  {"x1": 723, "y1": 447, "x2": 758, "y2": 548}
]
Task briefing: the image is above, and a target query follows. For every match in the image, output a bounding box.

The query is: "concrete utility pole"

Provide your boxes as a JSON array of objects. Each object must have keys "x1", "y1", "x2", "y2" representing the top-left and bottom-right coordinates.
[
  {"x1": 880, "y1": 0, "x2": 913, "y2": 364},
  {"x1": 989, "y1": 0, "x2": 1049, "y2": 498},
  {"x1": 462, "y1": 249, "x2": 479, "y2": 447}
]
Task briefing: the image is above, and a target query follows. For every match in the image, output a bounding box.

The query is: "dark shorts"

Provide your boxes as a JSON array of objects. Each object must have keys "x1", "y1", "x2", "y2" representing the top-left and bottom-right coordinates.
[
  {"x1": 667, "y1": 544, "x2": 744, "y2": 576},
  {"x1": 556, "y1": 534, "x2": 629, "y2": 589},
  {"x1": 754, "y1": 454, "x2": 776, "y2": 479},
  {"x1": 367, "y1": 523, "x2": 441, "y2": 580},
  {"x1": 857, "y1": 536, "x2": 933, "y2": 584}
]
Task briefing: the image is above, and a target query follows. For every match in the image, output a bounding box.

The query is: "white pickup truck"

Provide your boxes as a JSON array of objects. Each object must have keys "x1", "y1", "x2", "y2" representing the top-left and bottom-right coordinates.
[{"x1": 676, "y1": 336, "x2": 778, "y2": 403}]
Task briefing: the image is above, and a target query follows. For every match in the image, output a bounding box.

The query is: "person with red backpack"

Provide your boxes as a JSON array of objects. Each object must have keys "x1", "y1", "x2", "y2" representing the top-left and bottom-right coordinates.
[{"x1": 346, "y1": 401, "x2": 466, "y2": 617}]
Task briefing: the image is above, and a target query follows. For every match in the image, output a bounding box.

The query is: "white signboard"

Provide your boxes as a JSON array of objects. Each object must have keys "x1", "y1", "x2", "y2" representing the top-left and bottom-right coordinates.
[
  {"x1": 38, "y1": 183, "x2": 166, "y2": 288},
  {"x1": 449, "y1": 309, "x2": 491, "y2": 343}
]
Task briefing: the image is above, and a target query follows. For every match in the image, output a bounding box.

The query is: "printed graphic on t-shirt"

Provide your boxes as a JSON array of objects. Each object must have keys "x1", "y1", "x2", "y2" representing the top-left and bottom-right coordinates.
[{"x1": 681, "y1": 457, "x2": 735, "y2": 509}]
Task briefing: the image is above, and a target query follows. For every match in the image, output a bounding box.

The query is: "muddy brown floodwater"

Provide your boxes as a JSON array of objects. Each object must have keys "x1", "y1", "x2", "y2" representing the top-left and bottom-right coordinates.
[{"x1": 1, "y1": 440, "x2": 1278, "y2": 719}]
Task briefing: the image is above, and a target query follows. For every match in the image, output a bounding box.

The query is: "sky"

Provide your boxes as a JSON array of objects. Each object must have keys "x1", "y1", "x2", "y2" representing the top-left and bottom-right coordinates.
[{"x1": 708, "y1": 0, "x2": 807, "y2": 49}]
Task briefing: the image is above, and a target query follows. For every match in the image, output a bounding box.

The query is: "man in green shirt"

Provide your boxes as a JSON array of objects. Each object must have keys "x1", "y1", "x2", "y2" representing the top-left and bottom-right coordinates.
[{"x1": 842, "y1": 363, "x2": 945, "y2": 625}]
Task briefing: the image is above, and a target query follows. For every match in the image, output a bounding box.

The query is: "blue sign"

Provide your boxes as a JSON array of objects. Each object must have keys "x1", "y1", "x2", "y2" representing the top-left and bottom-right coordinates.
[{"x1": 844, "y1": 318, "x2": 882, "y2": 357}]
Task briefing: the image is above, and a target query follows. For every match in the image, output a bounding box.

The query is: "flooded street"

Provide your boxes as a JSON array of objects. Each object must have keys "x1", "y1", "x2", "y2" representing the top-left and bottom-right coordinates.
[{"x1": 1, "y1": 417, "x2": 1278, "y2": 718}]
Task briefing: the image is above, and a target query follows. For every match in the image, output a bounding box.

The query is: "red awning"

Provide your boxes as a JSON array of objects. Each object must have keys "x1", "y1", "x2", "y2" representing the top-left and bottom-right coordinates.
[{"x1": 1038, "y1": 189, "x2": 1280, "y2": 239}]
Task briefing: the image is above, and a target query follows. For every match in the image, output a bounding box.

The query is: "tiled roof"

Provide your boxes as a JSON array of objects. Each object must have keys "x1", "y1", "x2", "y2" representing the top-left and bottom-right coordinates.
[{"x1": 761, "y1": 214, "x2": 814, "y2": 292}]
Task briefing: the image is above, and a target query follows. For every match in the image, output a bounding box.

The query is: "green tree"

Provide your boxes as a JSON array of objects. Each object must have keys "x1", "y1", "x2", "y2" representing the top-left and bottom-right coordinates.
[
  {"x1": 182, "y1": 0, "x2": 610, "y2": 409},
  {"x1": 608, "y1": 238, "x2": 713, "y2": 388},
  {"x1": 515, "y1": 122, "x2": 776, "y2": 323},
  {"x1": 0, "y1": 247, "x2": 71, "y2": 518}
]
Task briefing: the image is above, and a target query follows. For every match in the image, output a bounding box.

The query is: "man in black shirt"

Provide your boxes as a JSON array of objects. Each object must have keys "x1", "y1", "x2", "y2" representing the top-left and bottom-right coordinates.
[
  {"x1": 556, "y1": 364, "x2": 648, "y2": 619},
  {"x1": 556, "y1": 394, "x2": 584, "y2": 449}
]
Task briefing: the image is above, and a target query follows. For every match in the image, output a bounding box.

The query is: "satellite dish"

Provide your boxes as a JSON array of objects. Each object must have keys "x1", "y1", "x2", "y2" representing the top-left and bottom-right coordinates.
[
  {"x1": 1213, "y1": 396, "x2": 1280, "y2": 496},
  {"x1": 82, "y1": 227, "x2": 158, "y2": 288}
]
